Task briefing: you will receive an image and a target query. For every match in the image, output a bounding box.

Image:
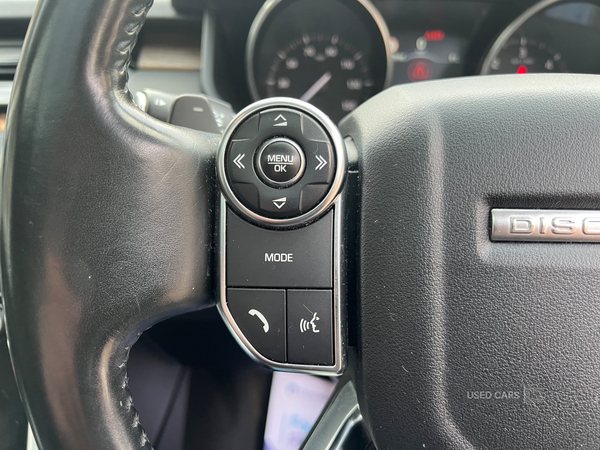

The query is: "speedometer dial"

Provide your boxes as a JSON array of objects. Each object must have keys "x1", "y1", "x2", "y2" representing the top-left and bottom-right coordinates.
[
  {"x1": 247, "y1": 0, "x2": 392, "y2": 123},
  {"x1": 478, "y1": 0, "x2": 600, "y2": 76},
  {"x1": 264, "y1": 34, "x2": 375, "y2": 120},
  {"x1": 486, "y1": 36, "x2": 567, "y2": 74}
]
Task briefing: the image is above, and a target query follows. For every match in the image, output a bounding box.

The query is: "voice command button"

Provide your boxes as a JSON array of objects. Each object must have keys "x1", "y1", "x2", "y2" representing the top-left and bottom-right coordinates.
[{"x1": 287, "y1": 290, "x2": 333, "y2": 365}]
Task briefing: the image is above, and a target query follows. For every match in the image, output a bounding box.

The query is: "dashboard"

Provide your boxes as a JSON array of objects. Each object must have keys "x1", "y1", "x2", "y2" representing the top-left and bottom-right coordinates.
[
  {"x1": 194, "y1": 0, "x2": 600, "y2": 122},
  {"x1": 2, "y1": 0, "x2": 600, "y2": 126}
]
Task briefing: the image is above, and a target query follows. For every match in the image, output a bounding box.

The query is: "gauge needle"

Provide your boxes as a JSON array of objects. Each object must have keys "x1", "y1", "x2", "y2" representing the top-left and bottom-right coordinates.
[{"x1": 300, "y1": 72, "x2": 332, "y2": 102}]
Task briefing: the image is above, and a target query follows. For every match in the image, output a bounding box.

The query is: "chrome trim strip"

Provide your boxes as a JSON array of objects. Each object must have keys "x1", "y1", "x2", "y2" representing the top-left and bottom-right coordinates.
[
  {"x1": 0, "y1": 82, "x2": 12, "y2": 106},
  {"x1": 480, "y1": 0, "x2": 561, "y2": 75},
  {"x1": 216, "y1": 97, "x2": 346, "y2": 228},
  {"x1": 133, "y1": 91, "x2": 148, "y2": 112},
  {"x1": 27, "y1": 425, "x2": 40, "y2": 450},
  {"x1": 301, "y1": 381, "x2": 362, "y2": 450},
  {"x1": 246, "y1": 0, "x2": 281, "y2": 102},
  {"x1": 0, "y1": 47, "x2": 21, "y2": 67},
  {"x1": 491, "y1": 209, "x2": 600, "y2": 242},
  {"x1": 246, "y1": 0, "x2": 393, "y2": 104},
  {"x1": 200, "y1": 10, "x2": 221, "y2": 99},
  {"x1": 216, "y1": 194, "x2": 346, "y2": 376},
  {"x1": 0, "y1": 0, "x2": 38, "y2": 19},
  {"x1": 360, "y1": 0, "x2": 394, "y2": 89}
]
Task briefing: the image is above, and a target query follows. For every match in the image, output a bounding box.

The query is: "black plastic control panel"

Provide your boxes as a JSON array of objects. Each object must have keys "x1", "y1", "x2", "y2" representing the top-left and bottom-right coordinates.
[
  {"x1": 225, "y1": 107, "x2": 335, "y2": 219},
  {"x1": 218, "y1": 99, "x2": 344, "y2": 373},
  {"x1": 225, "y1": 209, "x2": 334, "y2": 366},
  {"x1": 226, "y1": 287, "x2": 333, "y2": 366}
]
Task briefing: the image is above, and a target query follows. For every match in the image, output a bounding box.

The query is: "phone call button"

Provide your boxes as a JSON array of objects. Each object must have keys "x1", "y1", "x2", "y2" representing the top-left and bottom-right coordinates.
[{"x1": 227, "y1": 288, "x2": 286, "y2": 363}]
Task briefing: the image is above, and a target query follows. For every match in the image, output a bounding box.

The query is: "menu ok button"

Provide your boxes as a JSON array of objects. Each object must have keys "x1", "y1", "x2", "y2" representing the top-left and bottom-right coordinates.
[{"x1": 256, "y1": 137, "x2": 306, "y2": 187}]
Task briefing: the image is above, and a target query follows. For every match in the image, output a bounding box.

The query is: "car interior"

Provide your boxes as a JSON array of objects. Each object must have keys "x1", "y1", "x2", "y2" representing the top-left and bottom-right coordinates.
[{"x1": 2, "y1": 0, "x2": 600, "y2": 449}]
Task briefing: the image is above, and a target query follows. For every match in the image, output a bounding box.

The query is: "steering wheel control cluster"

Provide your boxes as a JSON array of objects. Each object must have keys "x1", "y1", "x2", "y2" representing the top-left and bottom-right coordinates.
[
  {"x1": 225, "y1": 210, "x2": 334, "y2": 365},
  {"x1": 222, "y1": 105, "x2": 339, "y2": 221},
  {"x1": 217, "y1": 98, "x2": 346, "y2": 375}
]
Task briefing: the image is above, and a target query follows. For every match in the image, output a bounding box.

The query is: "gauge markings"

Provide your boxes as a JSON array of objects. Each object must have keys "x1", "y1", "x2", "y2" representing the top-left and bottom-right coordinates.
[
  {"x1": 489, "y1": 35, "x2": 567, "y2": 74},
  {"x1": 263, "y1": 33, "x2": 375, "y2": 122},
  {"x1": 247, "y1": 0, "x2": 391, "y2": 122}
]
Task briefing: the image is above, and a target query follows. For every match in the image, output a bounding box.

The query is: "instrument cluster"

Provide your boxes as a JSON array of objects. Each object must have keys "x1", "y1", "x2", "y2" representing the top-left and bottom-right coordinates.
[{"x1": 244, "y1": 0, "x2": 600, "y2": 121}]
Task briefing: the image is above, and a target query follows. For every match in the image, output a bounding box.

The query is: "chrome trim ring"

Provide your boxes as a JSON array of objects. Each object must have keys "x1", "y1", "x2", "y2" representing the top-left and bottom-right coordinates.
[
  {"x1": 133, "y1": 91, "x2": 148, "y2": 112},
  {"x1": 246, "y1": 0, "x2": 393, "y2": 104},
  {"x1": 217, "y1": 97, "x2": 346, "y2": 228},
  {"x1": 255, "y1": 136, "x2": 306, "y2": 188},
  {"x1": 480, "y1": 0, "x2": 561, "y2": 75},
  {"x1": 302, "y1": 381, "x2": 362, "y2": 449}
]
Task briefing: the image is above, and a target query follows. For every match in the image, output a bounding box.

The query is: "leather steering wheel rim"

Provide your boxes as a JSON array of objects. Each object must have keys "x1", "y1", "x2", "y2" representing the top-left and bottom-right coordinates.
[{"x1": 2, "y1": 0, "x2": 218, "y2": 448}]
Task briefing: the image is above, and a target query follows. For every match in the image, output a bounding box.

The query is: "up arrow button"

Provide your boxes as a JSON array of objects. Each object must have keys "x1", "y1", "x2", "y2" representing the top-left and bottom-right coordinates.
[{"x1": 273, "y1": 114, "x2": 288, "y2": 127}]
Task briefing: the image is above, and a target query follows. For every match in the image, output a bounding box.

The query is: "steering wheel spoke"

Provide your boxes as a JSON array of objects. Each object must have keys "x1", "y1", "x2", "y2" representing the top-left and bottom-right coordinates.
[{"x1": 301, "y1": 349, "x2": 363, "y2": 450}]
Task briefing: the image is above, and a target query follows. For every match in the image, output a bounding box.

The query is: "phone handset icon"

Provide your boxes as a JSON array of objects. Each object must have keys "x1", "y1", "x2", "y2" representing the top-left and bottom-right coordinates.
[{"x1": 248, "y1": 309, "x2": 269, "y2": 333}]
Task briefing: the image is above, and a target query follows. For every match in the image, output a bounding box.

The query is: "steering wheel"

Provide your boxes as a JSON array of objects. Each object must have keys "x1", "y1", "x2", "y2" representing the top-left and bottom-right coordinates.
[{"x1": 5, "y1": 0, "x2": 600, "y2": 449}]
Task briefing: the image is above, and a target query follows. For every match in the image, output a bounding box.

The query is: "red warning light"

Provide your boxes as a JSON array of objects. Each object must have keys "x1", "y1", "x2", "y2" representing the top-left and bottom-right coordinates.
[
  {"x1": 408, "y1": 60, "x2": 432, "y2": 82},
  {"x1": 424, "y1": 30, "x2": 445, "y2": 41},
  {"x1": 517, "y1": 65, "x2": 528, "y2": 74}
]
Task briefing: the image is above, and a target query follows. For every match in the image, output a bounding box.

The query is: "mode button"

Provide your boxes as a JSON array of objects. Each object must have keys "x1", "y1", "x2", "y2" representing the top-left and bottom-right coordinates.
[{"x1": 226, "y1": 208, "x2": 332, "y2": 288}]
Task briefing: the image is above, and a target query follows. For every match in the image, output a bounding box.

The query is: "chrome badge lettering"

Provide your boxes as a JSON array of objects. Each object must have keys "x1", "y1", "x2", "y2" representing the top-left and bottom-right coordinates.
[{"x1": 491, "y1": 209, "x2": 600, "y2": 242}]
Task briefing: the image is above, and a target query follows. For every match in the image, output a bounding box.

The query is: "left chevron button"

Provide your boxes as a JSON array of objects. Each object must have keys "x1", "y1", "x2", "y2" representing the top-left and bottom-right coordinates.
[{"x1": 233, "y1": 153, "x2": 245, "y2": 169}]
